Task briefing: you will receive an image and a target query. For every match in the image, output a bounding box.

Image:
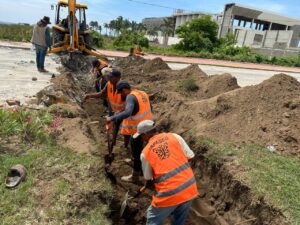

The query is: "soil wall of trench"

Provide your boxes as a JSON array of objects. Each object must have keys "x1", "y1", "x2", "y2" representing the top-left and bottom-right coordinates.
[{"x1": 36, "y1": 56, "x2": 298, "y2": 225}]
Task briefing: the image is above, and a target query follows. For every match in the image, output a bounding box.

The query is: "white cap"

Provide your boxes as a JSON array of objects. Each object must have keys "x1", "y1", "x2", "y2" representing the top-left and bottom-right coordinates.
[
  {"x1": 101, "y1": 67, "x2": 112, "y2": 76},
  {"x1": 133, "y1": 120, "x2": 155, "y2": 139}
]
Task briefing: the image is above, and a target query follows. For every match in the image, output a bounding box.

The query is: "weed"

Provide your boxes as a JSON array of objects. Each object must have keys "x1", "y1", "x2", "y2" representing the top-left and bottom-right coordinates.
[{"x1": 178, "y1": 78, "x2": 199, "y2": 94}]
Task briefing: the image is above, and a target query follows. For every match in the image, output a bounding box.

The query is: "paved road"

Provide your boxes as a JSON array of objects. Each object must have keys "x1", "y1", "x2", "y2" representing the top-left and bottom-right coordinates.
[
  {"x1": 1, "y1": 40, "x2": 300, "y2": 73},
  {"x1": 0, "y1": 47, "x2": 59, "y2": 105},
  {"x1": 168, "y1": 63, "x2": 300, "y2": 87}
]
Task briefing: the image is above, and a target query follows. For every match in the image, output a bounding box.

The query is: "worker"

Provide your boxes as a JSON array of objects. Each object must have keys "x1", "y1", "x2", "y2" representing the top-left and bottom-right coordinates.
[
  {"x1": 129, "y1": 45, "x2": 145, "y2": 56},
  {"x1": 106, "y1": 80, "x2": 153, "y2": 182},
  {"x1": 31, "y1": 16, "x2": 51, "y2": 72},
  {"x1": 85, "y1": 70, "x2": 129, "y2": 148},
  {"x1": 134, "y1": 120, "x2": 198, "y2": 225},
  {"x1": 91, "y1": 59, "x2": 108, "y2": 93}
]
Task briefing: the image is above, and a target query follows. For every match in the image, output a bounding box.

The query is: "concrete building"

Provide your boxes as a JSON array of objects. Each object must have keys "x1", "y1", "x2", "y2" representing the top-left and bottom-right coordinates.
[
  {"x1": 142, "y1": 3, "x2": 300, "y2": 55},
  {"x1": 219, "y1": 3, "x2": 300, "y2": 56}
]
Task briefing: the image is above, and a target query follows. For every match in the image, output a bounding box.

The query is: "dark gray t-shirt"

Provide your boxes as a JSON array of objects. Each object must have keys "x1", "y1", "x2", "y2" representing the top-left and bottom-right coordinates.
[{"x1": 111, "y1": 94, "x2": 139, "y2": 123}]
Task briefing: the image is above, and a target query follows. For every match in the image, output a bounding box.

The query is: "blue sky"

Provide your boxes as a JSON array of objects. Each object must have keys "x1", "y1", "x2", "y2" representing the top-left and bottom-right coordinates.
[{"x1": 0, "y1": 0, "x2": 300, "y2": 25}]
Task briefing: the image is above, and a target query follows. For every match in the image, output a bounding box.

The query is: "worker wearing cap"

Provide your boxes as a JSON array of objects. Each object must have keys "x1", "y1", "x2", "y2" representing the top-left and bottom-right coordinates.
[
  {"x1": 31, "y1": 16, "x2": 51, "y2": 72},
  {"x1": 134, "y1": 120, "x2": 198, "y2": 225},
  {"x1": 91, "y1": 58, "x2": 108, "y2": 93},
  {"x1": 106, "y1": 80, "x2": 153, "y2": 182},
  {"x1": 85, "y1": 69, "x2": 128, "y2": 147}
]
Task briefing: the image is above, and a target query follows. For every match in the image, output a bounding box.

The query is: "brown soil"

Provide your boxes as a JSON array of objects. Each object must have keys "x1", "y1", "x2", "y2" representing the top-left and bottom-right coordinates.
[{"x1": 34, "y1": 56, "x2": 297, "y2": 225}]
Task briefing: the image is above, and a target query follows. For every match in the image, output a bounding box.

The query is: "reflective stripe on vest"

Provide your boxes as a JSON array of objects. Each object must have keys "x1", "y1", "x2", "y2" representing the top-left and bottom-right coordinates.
[
  {"x1": 155, "y1": 176, "x2": 196, "y2": 197},
  {"x1": 107, "y1": 82, "x2": 125, "y2": 112},
  {"x1": 143, "y1": 133, "x2": 198, "y2": 207},
  {"x1": 120, "y1": 90, "x2": 153, "y2": 135},
  {"x1": 154, "y1": 162, "x2": 191, "y2": 183}
]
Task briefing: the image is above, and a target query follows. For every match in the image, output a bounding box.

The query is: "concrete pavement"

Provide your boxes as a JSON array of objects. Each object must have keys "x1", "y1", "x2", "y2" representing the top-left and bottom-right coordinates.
[{"x1": 1, "y1": 40, "x2": 300, "y2": 73}]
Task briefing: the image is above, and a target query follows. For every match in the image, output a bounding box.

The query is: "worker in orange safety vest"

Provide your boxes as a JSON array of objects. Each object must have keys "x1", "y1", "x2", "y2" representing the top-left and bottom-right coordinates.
[
  {"x1": 106, "y1": 80, "x2": 154, "y2": 183},
  {"x1": 85, "y1": 69, "x2": 129, "y2": 148},
  {"x1": 133, "y1": 120, "x2": 198, "y2": 225}
]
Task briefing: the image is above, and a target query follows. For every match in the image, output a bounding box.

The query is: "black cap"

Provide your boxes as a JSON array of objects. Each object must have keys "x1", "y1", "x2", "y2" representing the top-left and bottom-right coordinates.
[
  {"x1": 92, "y1": 59, "x2": 100, "y2": 68},
  {"x1": 116, "y1": 80, "x2": 131, "y2": 92},
  {"x1": 108, "y1": 69, "x2": 121, "y2": 78},
  {"x1": 41, "y1": 16, "x2": 51, "y2": 24}
]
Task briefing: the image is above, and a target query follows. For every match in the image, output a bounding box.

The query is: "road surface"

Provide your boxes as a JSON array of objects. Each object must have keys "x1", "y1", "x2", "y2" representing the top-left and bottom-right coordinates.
[{"x1": 0, "y1": 47, "x2": 59, "y2": 105}]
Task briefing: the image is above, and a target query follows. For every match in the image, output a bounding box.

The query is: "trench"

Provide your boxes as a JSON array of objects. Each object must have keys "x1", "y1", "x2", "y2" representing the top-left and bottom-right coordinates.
[{"x1": 42, "y1": 58, "x2": 289, "y2": 225}]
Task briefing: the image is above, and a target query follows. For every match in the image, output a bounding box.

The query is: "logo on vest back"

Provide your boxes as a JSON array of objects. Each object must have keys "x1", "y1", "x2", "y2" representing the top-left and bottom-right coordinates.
[{"x1": 150, "y1": 136, "x2": 170, "y2": 160}]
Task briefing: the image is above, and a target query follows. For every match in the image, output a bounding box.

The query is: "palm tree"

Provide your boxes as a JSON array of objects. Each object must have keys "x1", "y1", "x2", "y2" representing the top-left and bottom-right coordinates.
[
  {"x1": 160, "y1": 18, "x2": 175, "y2": 46},
  {"x1": 104, "y1": 23, "x2": 109, "y2": 36}
]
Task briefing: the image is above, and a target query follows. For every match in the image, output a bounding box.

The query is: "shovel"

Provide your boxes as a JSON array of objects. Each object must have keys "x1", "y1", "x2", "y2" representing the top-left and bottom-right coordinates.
[
  {"x1": 104, "y1": 122, "x2": 115, "y2": 165},
  {"x1": 120, "y1": 185, "x2": 147, "y2": 217}
]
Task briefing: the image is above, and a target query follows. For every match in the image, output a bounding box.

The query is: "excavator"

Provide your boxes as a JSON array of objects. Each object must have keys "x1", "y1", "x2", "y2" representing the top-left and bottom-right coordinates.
[{"x1": 49, "y1": 0, "x2": 106, "y2": 72}]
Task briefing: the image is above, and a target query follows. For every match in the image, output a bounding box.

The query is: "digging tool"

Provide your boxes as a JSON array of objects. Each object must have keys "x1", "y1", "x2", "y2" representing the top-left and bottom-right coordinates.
[
  {"x1": 104, "y1": 122, "x2": 115, "y2": 165},
  {"x1": 120, "y1": 186, "x2": 147, "y2": 217}
]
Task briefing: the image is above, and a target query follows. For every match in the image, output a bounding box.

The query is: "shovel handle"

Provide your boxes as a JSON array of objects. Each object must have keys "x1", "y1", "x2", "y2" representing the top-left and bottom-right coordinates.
[{"x1": 134, "y1": 185, "x2": 146, "y2": 198}]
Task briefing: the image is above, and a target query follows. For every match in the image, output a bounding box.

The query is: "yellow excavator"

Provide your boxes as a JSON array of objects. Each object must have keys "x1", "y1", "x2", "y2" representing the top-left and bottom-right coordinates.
[{"x1": 49, "y1": 0, "x2": 106, "y2": 71}]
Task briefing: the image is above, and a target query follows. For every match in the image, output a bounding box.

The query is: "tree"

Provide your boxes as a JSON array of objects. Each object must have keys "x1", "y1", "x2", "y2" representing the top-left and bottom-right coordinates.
[
  {"x1": 147, "y1": 28, "x2": 159, "y2": 37},
  {"x1": 160, "y1": 18, "x2": 175, "y2": 46},
  {"x1": 89, "y1": 21, "x2": 99, "y2": 31},
  {"x1": 175, "y1": 15, "x2": 219, "y2": 52},
  {"x1": 104, "y1": 23, "x2": 109, "y2": 35}
]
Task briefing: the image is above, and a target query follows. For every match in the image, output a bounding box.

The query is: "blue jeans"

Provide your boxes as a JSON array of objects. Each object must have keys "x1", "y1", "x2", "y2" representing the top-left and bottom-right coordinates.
[
  {"x1": 35, "y1": 44, "x2": 47, "y2": 69},
  {"x1": 146, "y1": 199, "x2": 193, "y2": 225}
]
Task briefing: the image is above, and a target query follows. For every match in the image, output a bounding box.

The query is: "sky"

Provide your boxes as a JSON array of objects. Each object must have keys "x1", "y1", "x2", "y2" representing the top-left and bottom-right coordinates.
[{"x1": 1, "y1": 0, "x2": 300, "y2": 26}]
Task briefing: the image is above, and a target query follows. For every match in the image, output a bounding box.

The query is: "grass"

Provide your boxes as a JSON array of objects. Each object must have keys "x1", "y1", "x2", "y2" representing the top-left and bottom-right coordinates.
[
  {"x1": 195, "y1": 138, "x2": 300, "y2": 225},
  {"x1": 177, "y1": 78, "x2": 199, "y2": 94},
  {"x1": 0, "y1": 24, "x2": 33, "y2": 42},
  {"x1": 0, "y1": 108, "x2": 113, "y2": 225}
]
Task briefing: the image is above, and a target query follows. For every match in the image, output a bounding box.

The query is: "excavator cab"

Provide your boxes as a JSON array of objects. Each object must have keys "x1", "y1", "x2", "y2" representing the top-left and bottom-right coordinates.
[{"x1": 50, "y1": 0, "x2": 106, "y2": 72}]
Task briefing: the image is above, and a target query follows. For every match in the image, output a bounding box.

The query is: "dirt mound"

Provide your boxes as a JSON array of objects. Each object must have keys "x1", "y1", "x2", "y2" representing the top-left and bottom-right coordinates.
[
  {"x1": 142, "y1": 57, "x2": 171, "y2": 73},
  {"x1": 179, "y1": 64, "x2": 208, "y2": 78},
  {"x1": 159, "y1": 74, "x2": 300, "y2": 158},
  {"x1": 197, "y1": 74, "x2": 239, "y2": 99},
  {"x1": 37, "y1": 72, "x2": 85, "y2": 106}
]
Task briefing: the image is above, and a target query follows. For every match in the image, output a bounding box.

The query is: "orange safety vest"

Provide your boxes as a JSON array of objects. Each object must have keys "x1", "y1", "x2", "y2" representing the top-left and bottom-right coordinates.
[
  {"x1": 107, "y1": 81, "x2": 125, "y2": 113},
  {"x1": 143, "y1": 133, "x2": 198, "y2": 207},
  {"x1": 120, "y1": 90, "x2": 153, "y2": 135}
]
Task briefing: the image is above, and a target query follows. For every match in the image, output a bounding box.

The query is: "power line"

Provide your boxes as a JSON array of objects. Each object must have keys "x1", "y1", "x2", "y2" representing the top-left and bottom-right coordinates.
[{"x1": 127, "y1": 0, "x2": 182, "y2": 11}]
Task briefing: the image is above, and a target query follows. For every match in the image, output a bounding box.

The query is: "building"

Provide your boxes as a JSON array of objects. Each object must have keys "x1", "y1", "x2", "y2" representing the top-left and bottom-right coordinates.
[
  {"x1": 219, "y1": 3, "x2": 300, "y2": 55},
  {"x1": 142, "y1": 3, "x2": 300, "y2": 56}
]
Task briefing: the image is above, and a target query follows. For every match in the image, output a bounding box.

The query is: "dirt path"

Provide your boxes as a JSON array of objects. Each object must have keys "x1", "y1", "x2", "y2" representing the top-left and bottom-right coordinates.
[{"x1": 0, "y1": 47, "x2": 59, "y2": 105}]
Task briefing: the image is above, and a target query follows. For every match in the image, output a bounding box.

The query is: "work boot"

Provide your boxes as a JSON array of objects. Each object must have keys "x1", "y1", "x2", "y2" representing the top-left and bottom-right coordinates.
[
  {"x1": 121, "y1": 171, "x2": 140, "y2": 183},
  {"x1": 40, "y1": 68, "x2": 48, "y2": 73},
  {"x1": 38, "y1": 68, "x2": 42, "y2": 72}
]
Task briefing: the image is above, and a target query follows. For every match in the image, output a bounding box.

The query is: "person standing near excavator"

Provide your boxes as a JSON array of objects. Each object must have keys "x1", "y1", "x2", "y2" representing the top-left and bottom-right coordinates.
[{"x1": 31, "y1": 16, "x2": 51, "y2": 72}]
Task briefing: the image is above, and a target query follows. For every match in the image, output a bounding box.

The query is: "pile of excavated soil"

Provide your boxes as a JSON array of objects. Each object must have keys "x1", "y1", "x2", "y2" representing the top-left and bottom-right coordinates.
[
  {"x1": 159, "y1": 74, "x2": 300, "y2": 158},
  {"x1": 114, "y1": 57, "x2": 240, "y2": 102},
  {"x1": 142, "y1": 57, "x2": 171, "y2": 73},
  {"x1": 114, "y1": 56, "x2": 299, "y2": 158}
]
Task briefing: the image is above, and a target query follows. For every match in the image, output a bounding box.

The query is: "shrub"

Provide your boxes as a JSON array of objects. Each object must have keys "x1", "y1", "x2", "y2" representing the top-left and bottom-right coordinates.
[
  {"x1": 178, "y1": 78, "x2": 199, "y2": 93},
  {"x1": 113, "y1": 30, "x2": 149, "y2": 48}
]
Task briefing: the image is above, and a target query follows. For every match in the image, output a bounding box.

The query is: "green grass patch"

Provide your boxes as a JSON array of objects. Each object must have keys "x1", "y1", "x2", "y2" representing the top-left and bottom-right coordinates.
[
  {"x1": 177, "y1": 78, "x2": 199, "y2": 94},
  {"x1": 0, "y1": 24, "x2": 33, "y2": 42},
  {"x1": 196, "y1": 138, "x2": 300, "y2": 225},
  {"x1": 0, "y1": 108, "x2": 112, "y2": 225}
]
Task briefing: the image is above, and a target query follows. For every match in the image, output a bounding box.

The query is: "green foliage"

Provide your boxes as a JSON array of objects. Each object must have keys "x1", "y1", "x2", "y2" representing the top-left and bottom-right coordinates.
[
  {"x1": 0, "y1": 108, "x2": 52, "y2": 143},
  {"x1": 175, "y1": 16, "x2": 219, "y2": 52},
  {"x1": 91, "y1": 31, "x2": 104, "y2": 48},
  {"x1": 0, "y1": 146, "x2": 112, "y2": 225},
  {"x1": 113, "y1": 30, "x2": 149, "y2": 48},
  {"x1": 0, "y1": 24, "x2": 33, "y2": 42},
  {"x1": 178, "y1": 78, "x2": 199, "y2": 93}
]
